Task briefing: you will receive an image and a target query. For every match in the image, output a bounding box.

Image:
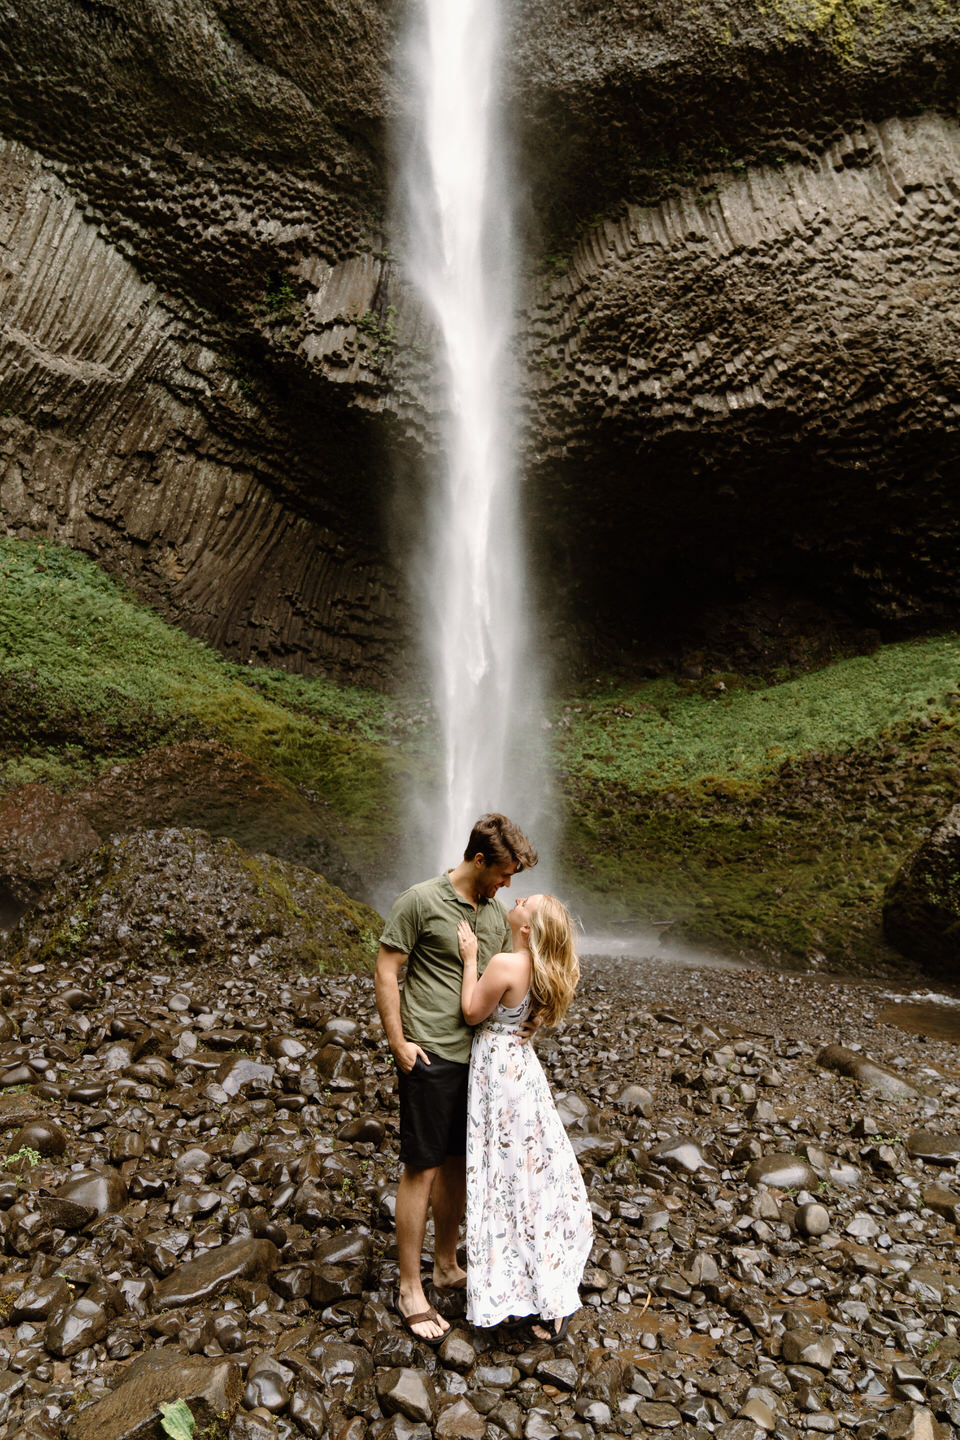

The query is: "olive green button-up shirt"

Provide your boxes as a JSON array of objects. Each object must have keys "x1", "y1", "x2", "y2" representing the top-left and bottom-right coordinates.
[{"x1": 380, "y1": 871, "x2": 511, "y2": 1063}]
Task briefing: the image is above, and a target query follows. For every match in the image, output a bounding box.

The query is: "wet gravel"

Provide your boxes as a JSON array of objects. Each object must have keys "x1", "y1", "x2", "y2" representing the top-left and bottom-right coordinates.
[{"x1": 2, "y1": 946, "x2": 960, "y2": 1440}]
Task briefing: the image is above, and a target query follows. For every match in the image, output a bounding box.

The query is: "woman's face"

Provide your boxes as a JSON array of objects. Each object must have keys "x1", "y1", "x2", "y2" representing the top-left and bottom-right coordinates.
[{"x1": 510, "y1": 894, "x2": 543, "y2": 929}]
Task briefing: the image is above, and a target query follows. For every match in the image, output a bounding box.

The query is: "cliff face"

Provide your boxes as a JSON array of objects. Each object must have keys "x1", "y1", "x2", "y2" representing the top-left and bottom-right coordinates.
[{"x1": 2, "y1": 1, "x2": 960, "y2": 676}]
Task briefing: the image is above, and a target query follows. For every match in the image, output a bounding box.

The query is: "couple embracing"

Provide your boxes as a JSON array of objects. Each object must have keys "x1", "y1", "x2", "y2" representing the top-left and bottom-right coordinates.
[{"x1": 375, "y1": 813, "x2": 593, "y2": 1344}]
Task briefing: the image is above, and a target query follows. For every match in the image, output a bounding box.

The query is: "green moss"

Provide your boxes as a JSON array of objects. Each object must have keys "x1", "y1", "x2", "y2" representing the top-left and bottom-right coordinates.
[
  {"x1": 768, "y1": 0, "x2": 888, "y2": 62},
  {"x1": 560, "y1": 650, "x2": 960, "y2": 970},
  {"x1": 0, "y1": 538, "x2": 428, "y2": 869}
]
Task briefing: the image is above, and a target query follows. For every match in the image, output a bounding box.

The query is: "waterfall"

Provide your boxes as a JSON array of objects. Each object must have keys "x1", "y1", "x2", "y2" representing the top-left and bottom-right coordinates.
[{"x1": 401, "y1": 0, "x2": 545, "y2": 871}]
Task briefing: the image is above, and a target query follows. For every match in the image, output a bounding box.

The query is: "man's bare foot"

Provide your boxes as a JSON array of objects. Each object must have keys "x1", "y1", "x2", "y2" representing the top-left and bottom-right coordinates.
[
  {"x1": 432, "y1": 1261, "x2": 467, "y2": 1292},
  {"x1": 397, "y1": 1286, "x2": 450, "y2": 1342}
]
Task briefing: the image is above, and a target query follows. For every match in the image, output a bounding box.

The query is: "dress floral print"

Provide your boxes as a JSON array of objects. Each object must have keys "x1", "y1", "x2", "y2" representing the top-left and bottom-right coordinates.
[{"x1": 466, "y1": 992, "x2": 594, "y2": 1328}]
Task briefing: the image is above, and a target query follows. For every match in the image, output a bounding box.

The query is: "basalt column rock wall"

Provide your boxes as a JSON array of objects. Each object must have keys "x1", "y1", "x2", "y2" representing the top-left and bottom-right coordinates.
[
  {"x1": 0, "y1": 0, "x2": 434, "y2": 680},
  {"x1": 521, "y1": 113, "x2": 960, "y2": 662},
  {"x1": 3, "y1": 1, "x2": 960, "y2": 677}
]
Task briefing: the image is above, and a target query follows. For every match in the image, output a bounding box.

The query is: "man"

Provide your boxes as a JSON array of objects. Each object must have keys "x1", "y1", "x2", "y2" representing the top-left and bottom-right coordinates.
[{"x1": 375, "y1": 812, "x2": 538, "y2": 1342}]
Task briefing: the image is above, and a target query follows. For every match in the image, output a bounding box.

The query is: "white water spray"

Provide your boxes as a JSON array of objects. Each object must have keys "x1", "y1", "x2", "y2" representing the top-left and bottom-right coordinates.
[{"x1": 402, "y1": 0, "x2": 545, "y2": 870}]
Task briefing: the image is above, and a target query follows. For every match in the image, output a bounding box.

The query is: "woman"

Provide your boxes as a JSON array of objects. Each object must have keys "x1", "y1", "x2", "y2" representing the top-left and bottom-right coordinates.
[{"x1": 457, "y1": 893, "x2": 593, "y2": 1341}]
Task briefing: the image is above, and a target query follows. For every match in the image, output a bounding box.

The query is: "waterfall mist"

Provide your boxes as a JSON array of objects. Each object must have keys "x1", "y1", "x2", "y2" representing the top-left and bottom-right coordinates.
[{"x1": 399, "y1": 0, "x2": 550, "y2": 876}]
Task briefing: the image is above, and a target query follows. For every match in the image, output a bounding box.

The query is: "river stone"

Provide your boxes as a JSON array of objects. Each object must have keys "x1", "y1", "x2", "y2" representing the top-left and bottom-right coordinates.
[
  {"x1": 923, "y1": 1185, "x2": 960, "y2": 1221},
  {"x1": 316, "y1": 1044, "x2": 363, "y2": 1090},
  {"x1": 289, "y1": 1384, "x2": 327, "y2": 1438},
  {"x1": 37, "y1": 1194, "x2": 96, "y2": 1231},
  {"x1": 648, "y1": 1137, "x2": 707, "y2": 1172},
  {"x1": 616, "y1": 1083, "x2": 654, "y2": 1116},
  {"x1": 0, "y1": 1093, "x2": 41, "y2": 1124},
  {"x1": 739, "y1": 1397, "x2": 777, "y2": 1430},
  {"x1": 569, "y1": 1133, "x2": 621, "y2": 1164},
  {"x1": 63, "y1": 1352, "x2": 242, "y2": 1440},
  {"x1": 216, "y1": 1056, "x2": 276, "y2": 1096},
  {"x1": 907, "y1": 1131, "x2": 960, "y2": 1163},
  {"x1": 57, "y1": 1168, "x2": 128, "y2": 1217},
  {"x1": 337, "y1": 1114, "x2": 386, "y2": 1144},
  {"x1": 434, "y1": 1397, "x2": 486, "y2": 1439},
  {"x1": 313, "y1": 1341, "x2": 374, "y2": 1389},
  {"x1": 154, "y1": 1237, "x2": 279, "y2": 1308},
  {"x1": 745, "y1": 1154, "x2": 818, "y2": 1190},
  {"x1": 631, "y1": 1401, "x2": 682, "y2": 1427},
  {"x1": 11, "y1": 1275, "x2": 71, "y2": 1322},
  {"x1": 9, "y1": 1120, "x2": 66, "y2": 1157},
  {"x1": 780, "y1": 1330, "x2": 838, "y2": 1369},
  {"x1": 376, "y1": 1369, "x2": 438, "y2": 1424},
  {"x1": 818, "y1": 1043, "x2": 918, "y2": 1098},
  {"x1": 44, "y1": 1296, "x2": 109, "y2": 1357},
  {"x1": 797, "y1": 1202, "x2": 831, "y2": 1237},
  {"x1": 244, "y1": 1365, "x2": 292, "y2": 1413}
]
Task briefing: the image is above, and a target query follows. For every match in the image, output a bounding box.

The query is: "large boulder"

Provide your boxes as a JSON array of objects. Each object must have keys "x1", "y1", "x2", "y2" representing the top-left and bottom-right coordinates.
[
  {"x1": 883, "y1": 806, "x2": 960, "y2": 975},
  {"x1": 0, "y1": 826, "x2": 381, "y2": 974}
]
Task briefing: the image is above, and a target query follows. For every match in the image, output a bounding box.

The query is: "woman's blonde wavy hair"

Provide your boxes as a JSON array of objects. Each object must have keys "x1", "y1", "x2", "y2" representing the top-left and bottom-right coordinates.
[{"x1": 528, "y1": 895, "x2": 579, "y2": 1028}]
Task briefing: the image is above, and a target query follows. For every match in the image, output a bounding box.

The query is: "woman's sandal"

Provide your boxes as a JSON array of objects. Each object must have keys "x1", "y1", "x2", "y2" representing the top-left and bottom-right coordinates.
[{"x1": 530, "y1": 1313, "x2": 571, "y2": 1344}]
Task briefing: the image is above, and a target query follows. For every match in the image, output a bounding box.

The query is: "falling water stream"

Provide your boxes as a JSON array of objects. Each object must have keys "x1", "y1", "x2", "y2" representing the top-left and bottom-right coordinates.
[{"x1": 402, "y1": 0, "x2": 545, "y2": 871}]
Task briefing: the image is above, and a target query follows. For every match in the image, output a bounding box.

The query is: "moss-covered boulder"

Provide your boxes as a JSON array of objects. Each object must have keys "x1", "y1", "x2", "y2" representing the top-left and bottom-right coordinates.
[
  {"x1": 883, "y1": 807, "x2": 960, "y2": 976},
  {"x1": 1, "y1": 827, "x2": 382, "y2": 976}
]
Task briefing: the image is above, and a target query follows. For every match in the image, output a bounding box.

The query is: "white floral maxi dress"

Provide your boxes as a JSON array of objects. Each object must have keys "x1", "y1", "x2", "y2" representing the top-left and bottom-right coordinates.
[{"x1": 466, "y1": 992, "x2": 594, "y2": 1328}]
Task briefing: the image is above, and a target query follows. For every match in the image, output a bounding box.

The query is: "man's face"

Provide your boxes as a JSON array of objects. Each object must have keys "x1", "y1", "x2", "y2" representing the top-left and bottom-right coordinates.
[{"x1": 474, "y1": 857, "x2": 519, "y2": 899}]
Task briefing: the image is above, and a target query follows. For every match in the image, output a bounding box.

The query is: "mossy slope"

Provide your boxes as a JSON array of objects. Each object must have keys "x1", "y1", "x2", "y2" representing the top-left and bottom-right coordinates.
[
  {"x1": 0, "y1": 538, "x2": 422, "y2": 874},
  {"x1": 4, "y1": 537, "x2": 960, "y2": 972},
  {"x1": 559, "y1": 652, "x2": 960, "y2": 972}
]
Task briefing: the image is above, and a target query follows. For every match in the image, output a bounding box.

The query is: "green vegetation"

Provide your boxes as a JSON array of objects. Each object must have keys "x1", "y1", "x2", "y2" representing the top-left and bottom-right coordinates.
[
  {"x1": 0, "y1": 538, "x2": 424, "y2": 869},
  {"x1": 767, "y1": 0, "x2": 888, "y2": 62},
  {"x1": 4, "y1": 1145, "x2": 41, "y2": 1169},
  {"x1": 559, "y1": 647, "x2": 960, "y2": 970},
  {"x1": 159, "y1": 1400, "x2": 195, "y2": 1440},
  {"x1": 5, "y1": 536, "x2": 960, "y2": 971},
  {"x1": 262, "y1": 270, "x2": 298, "y2": 321}
]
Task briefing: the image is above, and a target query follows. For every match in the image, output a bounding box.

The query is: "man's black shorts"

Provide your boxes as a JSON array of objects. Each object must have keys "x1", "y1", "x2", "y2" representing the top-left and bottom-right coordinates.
[{"x1": 397, "y1": 1049, "x2": 469, "y2": 1169}]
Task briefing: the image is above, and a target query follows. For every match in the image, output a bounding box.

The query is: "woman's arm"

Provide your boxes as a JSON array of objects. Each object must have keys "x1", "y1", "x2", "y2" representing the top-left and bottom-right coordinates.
[{"x1": 457, "y1": 921, "x2": 518, "y2": 1025}]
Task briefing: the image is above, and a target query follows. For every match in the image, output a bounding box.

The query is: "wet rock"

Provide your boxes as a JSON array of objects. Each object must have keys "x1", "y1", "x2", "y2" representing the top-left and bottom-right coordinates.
[
  {"x1": 9, "y1": 1120, "x2": 67, "y2": 1157},
  {"x1": 337, "y1": 1114, "x2": 387, "y2": 1144},
  {"x1": 289, "y1": 1384, "x2": 327, "y2": 1438},
  {"x1": 906, "y1": 1131, "x2": 960, "y2": 1164},
  {"x1": 632, "y1": 1401, "x2": 682, "y2": 1427},
  {"x1": 217, "y1": 1055, "x2": 276, "y2": 1096},
  {"x1": 616, "y1": 1083, "x2": 654, "y2": 1116},
  {"x1": 56, "y1": 1168, "x2": 128, "y2": 1218},
  {"x1": 376, "y1": 1369, "x2": 438, "y2": 1424},
  {"x1": 746, "y1": 1154, "x2": 819, "y2": 1190},
  {"x1": 316, "y1": 1044, "x2": 363, "y2": 1090},
  {"x1": 44, "y1": 1297, "x2": 109, "y2": 1357},
  {"x1": 780, "y1": 1331, "x2": 839, "y2": 1370},
  {"x1": 648, "y1": 1137, "x2": 707, "y2": 1172},
  {"x1": 796, "y1": 1202, "x2": 831, "y2": 1237},
  {"x1": 817, "y1": 1045, "x2": 917, "y2": 1099},
  {"x1": 63, "y1": 1352, "x2": 242, "y2": 1440},
  {"x1": 245, "y1": 1356, "x2": 294, "y2": 1412},
  {"x1": 10, "y1": 1275, "x2": 71, "y2": 1322},
  {"x1": 154, "y1": 1237, "x2": 280, "y2": 1308},
  {"x1": 434, "y1": 1397, "x2": 486, "y2": 1438}
]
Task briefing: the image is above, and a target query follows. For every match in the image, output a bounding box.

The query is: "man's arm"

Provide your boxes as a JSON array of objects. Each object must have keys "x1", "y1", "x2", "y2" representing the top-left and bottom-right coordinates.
[{"x1": 374, "y1": 944, "x2": 430, "y2": 1073}]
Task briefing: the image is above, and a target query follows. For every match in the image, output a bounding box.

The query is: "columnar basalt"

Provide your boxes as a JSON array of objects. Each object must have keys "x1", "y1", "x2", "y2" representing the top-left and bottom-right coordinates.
[
  {"x1": 2, "y1": 1, "x2": 960, "y2": 675},
  {"x1": 521, "y1": 114, "x2": 960, "y2": 659}
]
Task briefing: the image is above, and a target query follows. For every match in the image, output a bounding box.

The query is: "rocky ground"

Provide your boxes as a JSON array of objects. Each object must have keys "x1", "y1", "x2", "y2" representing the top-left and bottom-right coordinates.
[{"x1": 2, "y1": 943, "x2": 960, "y2": 1440}]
